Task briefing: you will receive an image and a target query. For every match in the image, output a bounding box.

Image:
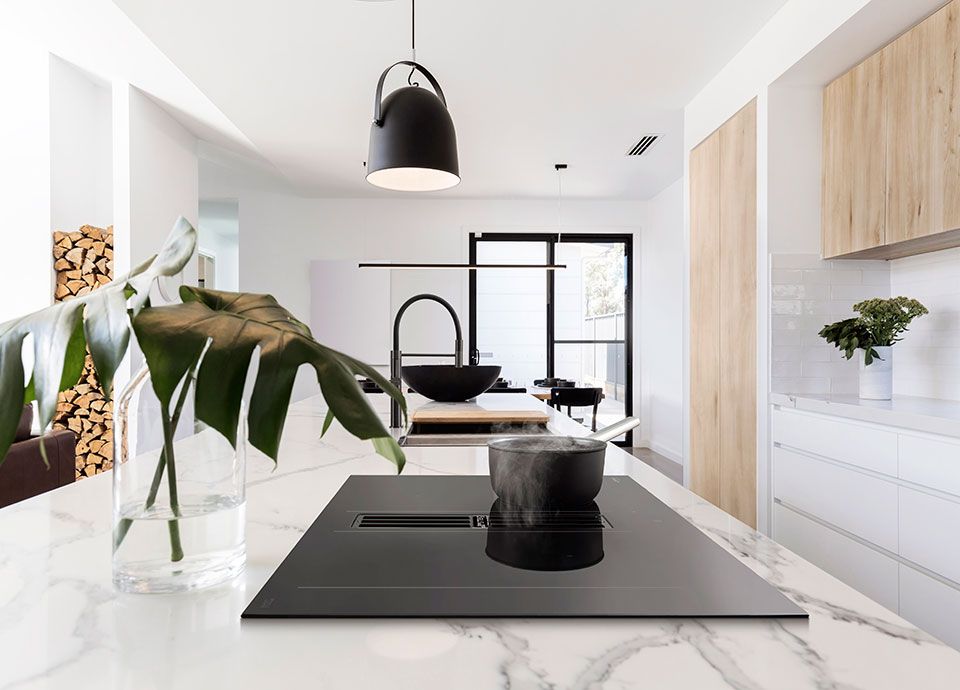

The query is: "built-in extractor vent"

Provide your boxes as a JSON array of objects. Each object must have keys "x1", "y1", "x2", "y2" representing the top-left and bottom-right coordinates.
[
  {"x1": 626, "y1": 134, "x2": 660, "y2": 157},
  {"x1": 355, "y1": 513, "x2": 476, "y2": 529},
  {"x1": 353, "y1": 512, "x2": 611, "y2": 529},
  {"x1": 487, "y1": 512, "x2": 609, "y2": 530}
]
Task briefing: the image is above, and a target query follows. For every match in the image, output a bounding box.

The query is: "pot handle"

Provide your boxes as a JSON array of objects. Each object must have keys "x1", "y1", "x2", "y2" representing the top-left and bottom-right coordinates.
[
  {"x1": 373, "y1": 61, "x2": 447, "y2": 126},
  {"x1": 586, "y1": 417, "x2": 640, "y2": 443}
]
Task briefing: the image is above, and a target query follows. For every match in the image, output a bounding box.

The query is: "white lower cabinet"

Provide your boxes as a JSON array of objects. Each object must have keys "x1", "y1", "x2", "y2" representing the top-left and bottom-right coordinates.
[
  {"x1": 773, "y1": 446, "x2": 898, "y2": 552},
  {"x1": 772, "y1": 405, "x2": 960, "y2": 649},
  {"x1": 899, "y1": 486, "x2": 960, "y2": 585},
  {"x1": 773, "y1": 503, "x2": 899, "y2": 611},
  {"x1": 900, "y1": 565, "x2": 960, "y2": 649}
]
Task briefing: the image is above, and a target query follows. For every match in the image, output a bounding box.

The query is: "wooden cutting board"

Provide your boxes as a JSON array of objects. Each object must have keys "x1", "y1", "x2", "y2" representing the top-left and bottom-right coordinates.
[{"x1": 411, "y1": 401, "x2": 549, "y2": 425}]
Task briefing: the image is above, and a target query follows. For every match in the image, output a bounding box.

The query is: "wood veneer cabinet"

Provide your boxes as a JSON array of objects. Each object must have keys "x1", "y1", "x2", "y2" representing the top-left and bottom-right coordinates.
[
  {"x1": 885, "y1": 1, "x2": 960, "y2": 245},
  {"x1": 689, "y1": 100, "x2": 757, "y2": 528},
  {"x1": 822, "y1": 0, "x2": 960, "y2": 259},
  {"x1": 821, "y1": 51, "x2": 886, "y2": 258}
]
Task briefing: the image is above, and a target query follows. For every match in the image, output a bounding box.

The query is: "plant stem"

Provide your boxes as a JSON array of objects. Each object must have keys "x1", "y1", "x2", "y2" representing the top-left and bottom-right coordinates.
[
  {"x1": 161, "y1": 409, "x2": 184, "y2": 562},
  {"x1": 114, "y1": 366, "x2": 196, "y2": 559}
]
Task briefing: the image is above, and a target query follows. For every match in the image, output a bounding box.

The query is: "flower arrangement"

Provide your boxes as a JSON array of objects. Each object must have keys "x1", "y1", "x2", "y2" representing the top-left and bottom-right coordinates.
[{"x1": 818, "y1": 296, "x2": 928, "y2": 365}]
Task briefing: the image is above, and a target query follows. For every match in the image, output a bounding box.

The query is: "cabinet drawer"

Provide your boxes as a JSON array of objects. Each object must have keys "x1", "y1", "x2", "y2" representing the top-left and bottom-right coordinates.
[
  {"x1": 774, "y1": 446, "x2": 898, "y2": 551},
  {"x1": 772, "y1": 408, "x2": 898, "y2": 476},
  {"x1": 900, "y1": 487, "x2": 960, "y2": 584},
  {"x1": 899, "y1": 434, "x2": 960, "y2": 497},
  {"x1": 900, "y1": 565, "x2": 960, "y2": 650},
  {"x1": 774, "y1": 503, "x2": 898, "y2": 611}
]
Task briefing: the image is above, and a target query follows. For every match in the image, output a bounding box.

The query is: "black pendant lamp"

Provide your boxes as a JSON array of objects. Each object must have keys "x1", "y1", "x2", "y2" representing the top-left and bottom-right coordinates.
[{"x1": 366, "y1": 1, "x2": 459, "y2": 191}]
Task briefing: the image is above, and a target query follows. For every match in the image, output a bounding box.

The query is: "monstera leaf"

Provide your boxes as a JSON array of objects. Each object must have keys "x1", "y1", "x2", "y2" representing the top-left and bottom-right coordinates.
[
  {"x1": 0, "y1": 218, "x2": 196, "y2": 466},
  {"x1": 131, "y1": 286, "x2": 407, "y2": 471}
]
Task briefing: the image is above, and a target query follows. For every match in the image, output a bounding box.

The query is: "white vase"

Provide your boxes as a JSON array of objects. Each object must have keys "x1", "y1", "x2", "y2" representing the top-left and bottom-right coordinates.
[{"x1": 859, "y1": 346, "x2": 892, "y2": 400}]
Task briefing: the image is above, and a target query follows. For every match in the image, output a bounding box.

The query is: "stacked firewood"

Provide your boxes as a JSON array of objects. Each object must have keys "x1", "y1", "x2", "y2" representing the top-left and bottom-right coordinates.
[{"x1": 52, "y1": 225, "x2": 114, "y2": 478}]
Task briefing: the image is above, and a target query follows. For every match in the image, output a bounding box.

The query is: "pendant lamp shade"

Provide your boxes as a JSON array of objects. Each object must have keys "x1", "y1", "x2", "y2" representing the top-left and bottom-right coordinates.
[{"x1": 366, "y1": 61, "x2": 460, "y2": 192}]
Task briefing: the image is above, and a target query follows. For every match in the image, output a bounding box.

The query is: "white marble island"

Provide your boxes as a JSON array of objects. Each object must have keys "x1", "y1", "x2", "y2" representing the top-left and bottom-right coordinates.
[{"x1": 2, "y1": 393, "x2": 959, "y2": 690}]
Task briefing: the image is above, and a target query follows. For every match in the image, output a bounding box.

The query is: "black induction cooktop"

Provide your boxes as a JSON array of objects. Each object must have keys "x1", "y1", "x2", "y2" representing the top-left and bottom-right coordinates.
[{"x1": 242, "y1": 476, "x2": 806, "y2": 619}]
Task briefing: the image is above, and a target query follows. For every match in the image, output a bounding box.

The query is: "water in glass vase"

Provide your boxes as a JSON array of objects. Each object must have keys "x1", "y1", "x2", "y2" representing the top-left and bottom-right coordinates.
[
  {"x1": 113, "y1": 495, "x2": 246, "y2": 593},
  {"x1": 113, "y1": 366, "x2": 247, "y2": 593}
]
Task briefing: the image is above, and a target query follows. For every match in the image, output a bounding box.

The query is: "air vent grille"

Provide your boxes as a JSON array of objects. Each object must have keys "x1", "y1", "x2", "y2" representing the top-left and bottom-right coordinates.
[
  {"x1": 353, "y1": 512, "x2": 610, "y2": 530},
  {"x1": 355, "y1": 514, "x2": 475, "y2": 529},
  {"x1": 487, "y1": 512, "x2": 609, "y2": 529},
  {"x1": 626, "y1": 135, "x2": 660, "y2": 157}
]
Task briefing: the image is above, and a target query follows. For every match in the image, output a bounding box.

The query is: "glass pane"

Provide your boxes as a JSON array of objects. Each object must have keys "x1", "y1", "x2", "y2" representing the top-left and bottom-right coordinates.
[
  {"x1": 475, "y1": 241, "x2": 547, "y2": 386},
  {"x1": 554, "y1": 242, "x2": 626, "y2": 340},
  {"x1": 553, "y1": 342, "x2": 627, "y2": 440}
]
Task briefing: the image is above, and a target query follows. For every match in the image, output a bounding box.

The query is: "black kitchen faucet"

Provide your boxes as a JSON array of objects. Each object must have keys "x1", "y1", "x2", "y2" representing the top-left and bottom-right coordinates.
[{"x1": 389, "y1": 293, "x2": 464, "y2": 428}]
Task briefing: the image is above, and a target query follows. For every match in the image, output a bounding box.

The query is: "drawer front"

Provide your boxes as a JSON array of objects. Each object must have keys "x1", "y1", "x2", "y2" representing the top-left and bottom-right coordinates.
[
  {"x1": 774, "y1": 503, "x2": 899, "y2": 611},
  {"x1": 772, "y1": 408, "x2": 898, "y2": 476},
  {"x1": 900, "y1": 487, "x2": 960, "y2": 584},
  {"x1": 900, "y1": 565, "x2": 960, "y2": 650},
  {"x1": 774, "y1": 446, "x2": 898, "y2": 551},
  {"x1": 899, "y1": 434, "x2": 960, "y2": 497}
]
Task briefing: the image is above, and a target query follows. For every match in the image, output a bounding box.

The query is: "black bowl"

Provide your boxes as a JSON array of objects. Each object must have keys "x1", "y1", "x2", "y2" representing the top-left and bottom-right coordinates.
[{"x1": 401, "y1": 365, "x2": 502, "y2": 402}]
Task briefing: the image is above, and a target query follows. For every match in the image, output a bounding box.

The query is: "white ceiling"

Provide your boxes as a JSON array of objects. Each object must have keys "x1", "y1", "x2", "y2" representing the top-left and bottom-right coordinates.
[{"x1": 113, "y1": 0, "x2": 788, "y2": 200}]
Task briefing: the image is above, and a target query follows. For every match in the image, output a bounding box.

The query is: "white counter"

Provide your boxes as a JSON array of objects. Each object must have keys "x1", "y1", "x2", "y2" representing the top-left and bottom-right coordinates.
[
  {"x1": 771, "y1": 392, "x2": 960, "y2": 439},
  {"x1": 2, "y1": 392, "x2": 959, "y2": 689}
]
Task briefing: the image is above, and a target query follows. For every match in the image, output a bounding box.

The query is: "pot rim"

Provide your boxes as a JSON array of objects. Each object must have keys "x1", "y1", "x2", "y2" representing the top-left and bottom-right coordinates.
[{"x1": 487, "y1": 436, "x2": 606, "y2": 454}]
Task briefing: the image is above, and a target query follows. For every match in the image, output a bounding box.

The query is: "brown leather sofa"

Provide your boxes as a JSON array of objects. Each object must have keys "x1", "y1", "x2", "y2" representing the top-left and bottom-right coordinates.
[{"x1": 0, "y1": 406, "x2": 76, "y2": 508}]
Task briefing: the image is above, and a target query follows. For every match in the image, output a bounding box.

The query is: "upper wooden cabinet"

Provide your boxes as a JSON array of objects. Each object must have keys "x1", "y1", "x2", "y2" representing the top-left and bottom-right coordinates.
[
  {"x1": 822, "y1": 0, "x2": 960, "y2": 259},
  {"x1": 885, "y1": 2, "x2": 960, "y2": 244},
  {"x1": 821, "y1": 50, "x2": 887, "y2": 257}
]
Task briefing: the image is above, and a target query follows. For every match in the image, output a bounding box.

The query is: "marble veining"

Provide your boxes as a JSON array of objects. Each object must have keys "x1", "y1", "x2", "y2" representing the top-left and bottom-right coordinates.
[{"x1": 1, "y1": 393, "x2": 958, "y2": 690}]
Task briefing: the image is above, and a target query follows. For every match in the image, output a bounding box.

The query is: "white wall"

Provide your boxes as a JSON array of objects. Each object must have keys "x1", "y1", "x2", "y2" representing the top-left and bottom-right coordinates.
[
  {"x1": 640, "y1": 179, "x2": 683, "y2": 461},
  {"x1": 0, "y1": 34, "x2": 51, "y2": 323},
  {"x1": 113, "y1": 85, "x2": 199, "y2": 394},
  {"x1": 49, "y1": 56, "x2": 112, "y2": 234},
  {"x1": 241, "y1": 194, "x2": 642, "y2": 403},
  {"x1": 198, "y1": 200, "x2": 239, "y2": 292}
]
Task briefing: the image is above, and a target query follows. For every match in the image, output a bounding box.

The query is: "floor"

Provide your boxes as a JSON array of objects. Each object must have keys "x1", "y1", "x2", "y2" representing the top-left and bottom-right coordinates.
[{"x1": 626, "y1": 447, "x2": 683, "y2": 484}]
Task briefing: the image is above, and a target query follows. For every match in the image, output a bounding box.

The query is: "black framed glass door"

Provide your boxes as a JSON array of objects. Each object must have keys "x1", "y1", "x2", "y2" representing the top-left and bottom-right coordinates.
[{"x1": 469, "y1": 233, "x2": 633, "y2": 445}]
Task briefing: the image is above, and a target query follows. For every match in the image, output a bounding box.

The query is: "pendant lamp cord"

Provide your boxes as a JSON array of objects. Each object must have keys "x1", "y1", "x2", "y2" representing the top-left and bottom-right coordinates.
[
  {"x1": 556, "y1": 163, "x2": 566, "y2": 243},
  {"x1": 408, "y1": 0, "x2": 419, "y2": 86}
]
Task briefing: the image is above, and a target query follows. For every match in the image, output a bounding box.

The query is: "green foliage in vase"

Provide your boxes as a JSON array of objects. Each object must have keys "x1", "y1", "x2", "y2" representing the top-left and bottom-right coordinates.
[{"x1": 819, "y1": 296, "x2": 928, "y2": 366}]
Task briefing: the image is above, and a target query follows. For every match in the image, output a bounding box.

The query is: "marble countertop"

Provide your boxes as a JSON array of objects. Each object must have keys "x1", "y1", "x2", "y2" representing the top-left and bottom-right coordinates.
[
  {"x1": 771, "y1": 391, "x2": 960, "y2": 439},
  {"x1": 3, "y1": 392, "x2": 959, "y2": 689}
]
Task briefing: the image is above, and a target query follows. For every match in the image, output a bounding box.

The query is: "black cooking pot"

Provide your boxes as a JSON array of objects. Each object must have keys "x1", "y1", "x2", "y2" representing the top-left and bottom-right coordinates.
[
  {"x1": 487, "y1": 436, "x2": 606, "y2": 508},
  {"x1": 484, "y1": 499, "x2": 604, "y2": 571}
]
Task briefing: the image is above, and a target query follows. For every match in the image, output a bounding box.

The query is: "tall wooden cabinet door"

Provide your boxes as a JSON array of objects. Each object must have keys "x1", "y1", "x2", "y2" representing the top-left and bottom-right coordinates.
[
  {"x1": 821, "y1": 50, "x2": 887, "y2": 257},
  {"x1": 689, "y1": 132, "x2": 721, "y2": 505},
  {"x1": 886, "y1": 1, "x2": 960, "y2": 243},
  {"x1": 718, "y1": 100, "x2": 758, "y2": 528}
]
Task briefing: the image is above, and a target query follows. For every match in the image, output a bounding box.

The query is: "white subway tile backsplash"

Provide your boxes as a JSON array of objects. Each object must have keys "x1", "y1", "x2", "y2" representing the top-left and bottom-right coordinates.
[
  {"x1": 830, "y1": 284, "x2": 886, "y2": 301},
  {"x1": 770, "y1": 253, "x2": 891, "y2": 395},
  {"x1": 891, "y1": 248, "x2": 960, "y2": 401}
]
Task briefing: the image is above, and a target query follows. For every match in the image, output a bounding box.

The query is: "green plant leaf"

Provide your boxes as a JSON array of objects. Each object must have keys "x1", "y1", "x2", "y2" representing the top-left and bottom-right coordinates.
[
  {"x1": 0, "y1": 217, "x2": 197, "y2": 466},
  {"x1": 131, "y1": 287, "x2": 407, "y2": 471},
  {"x1": 321, "y1": 408, "x2": 335, "y2": 437}
]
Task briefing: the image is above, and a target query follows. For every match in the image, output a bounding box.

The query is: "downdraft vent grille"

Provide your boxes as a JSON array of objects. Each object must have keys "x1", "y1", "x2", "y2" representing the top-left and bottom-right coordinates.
[
  {"x1": 356, "y1": 514, "x2": 475, "y2": 529},
  {"x1": 487, "y1": 512, "x2": 609, "y2": 529},
  {"x1": 354, "y1": 513, "x2": 610, "y2": 530},
  {"x1": 626, "y1": 135, "x2": 660, "y2": 157}
]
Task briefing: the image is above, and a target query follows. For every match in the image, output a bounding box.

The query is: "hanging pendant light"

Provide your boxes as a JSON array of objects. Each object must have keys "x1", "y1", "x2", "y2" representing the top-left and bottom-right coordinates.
[{"x1": 366, "y1": 0, "x2": 459, "y2": 191}]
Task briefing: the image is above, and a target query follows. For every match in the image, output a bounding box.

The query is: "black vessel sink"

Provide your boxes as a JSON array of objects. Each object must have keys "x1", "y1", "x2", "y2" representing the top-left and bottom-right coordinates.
[{"x1": 402, "y1": 365, "x2": 502, "y2": 402}]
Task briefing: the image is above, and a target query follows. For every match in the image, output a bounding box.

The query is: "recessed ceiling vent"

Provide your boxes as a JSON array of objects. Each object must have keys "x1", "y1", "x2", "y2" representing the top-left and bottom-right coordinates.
[{"x1": 626, "y1": 134, "x2": 660, "y2": 157}]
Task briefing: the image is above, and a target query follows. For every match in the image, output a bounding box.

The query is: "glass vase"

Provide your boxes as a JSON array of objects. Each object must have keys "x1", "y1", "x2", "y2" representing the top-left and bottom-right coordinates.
[{"x1": 112, "y1": 365, "x2": 246, "y2": 593}]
